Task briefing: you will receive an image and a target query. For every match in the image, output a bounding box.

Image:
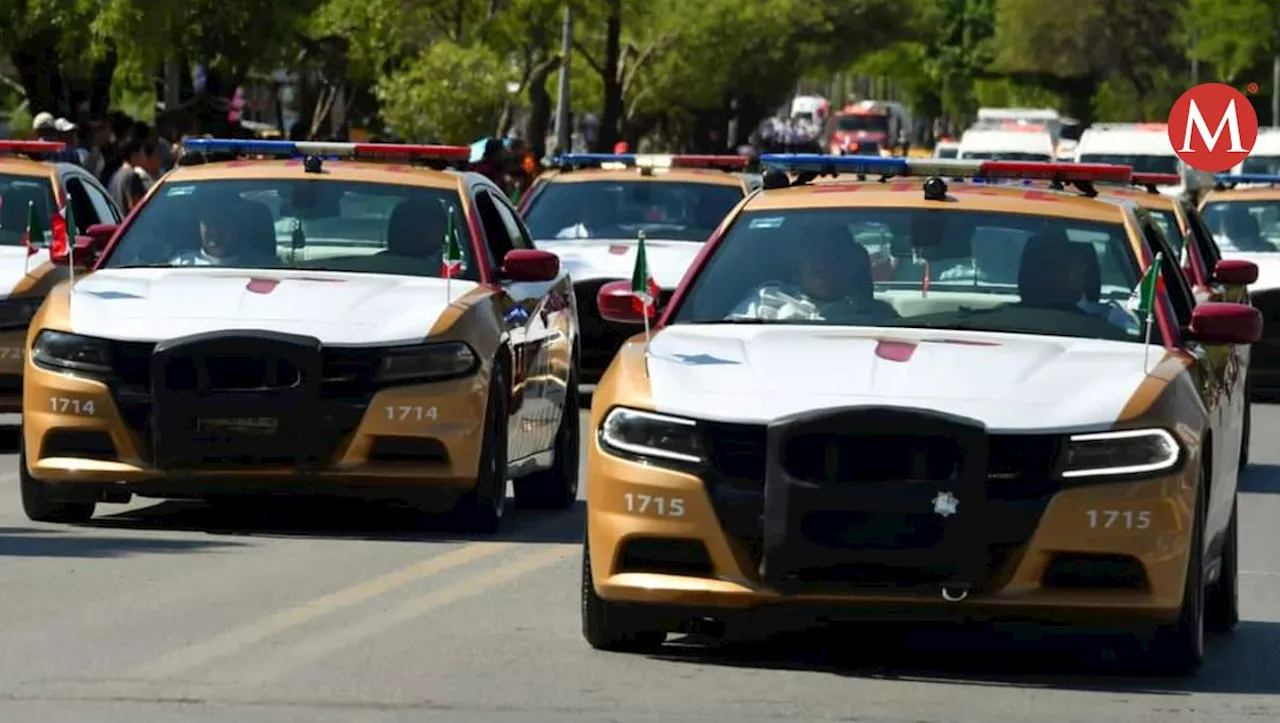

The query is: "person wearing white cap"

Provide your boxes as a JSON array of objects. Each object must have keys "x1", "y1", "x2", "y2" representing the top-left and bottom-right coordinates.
[
  {"x1": 29, "y1": 111, "x2": 81, "y2": 165},
  {"x1": 54, "y1": 117, "x2": 89, "y2": 166}
]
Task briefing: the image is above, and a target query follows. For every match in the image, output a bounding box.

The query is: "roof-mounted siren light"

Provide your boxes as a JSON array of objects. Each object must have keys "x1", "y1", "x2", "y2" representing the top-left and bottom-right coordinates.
[
  {"x1": 553, "y1": 153, "x2": 636, "y2": 170},
  {"x1": 758, "y1": 153, "x2": 908, "y2": 179},
  {"x1": 1130, "y1": 172, "x2": 1182, "y2": 193},
  {"x1": 178, "y1": 138, "x2": 470, "y2": 166},
  {"x1": 0, "y1": 140, "x2": 68, "y2": 157},
  {"x1": 1214, "y1": 172, "x2": 1280, "y2": 189}
]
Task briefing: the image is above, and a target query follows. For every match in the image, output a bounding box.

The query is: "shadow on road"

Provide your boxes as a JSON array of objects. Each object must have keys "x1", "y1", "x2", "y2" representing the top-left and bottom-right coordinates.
[
  {"x1": 1240, "y1": 464, "x2": 1280, "y2": 494},
  {"x1": 647, "y1": 619, "x2": 1280, "y2": 695},
  {"x1": 0, "y1": 525, "x2": 245, "y2": 558},
  {"x1": 82, "y1": 496, "x2": 586, "y2": 545}
]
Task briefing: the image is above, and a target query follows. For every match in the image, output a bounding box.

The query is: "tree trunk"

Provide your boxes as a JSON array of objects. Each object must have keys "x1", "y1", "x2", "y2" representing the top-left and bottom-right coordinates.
[
  {"x1": 11, "y1": 29, "x2": 66, "y2": 116},
  {"x1": 523, "y1": 56, "x2": 563, "y2": 160},
  {"x1": 592, "y1": 0, "x2": 624, "y2": 152}
]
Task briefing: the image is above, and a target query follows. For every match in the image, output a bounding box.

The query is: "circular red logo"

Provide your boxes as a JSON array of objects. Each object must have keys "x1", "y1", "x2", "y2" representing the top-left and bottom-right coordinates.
[{"x1": 1167, "y1": 83, "x2": 1259, "y2": 173}]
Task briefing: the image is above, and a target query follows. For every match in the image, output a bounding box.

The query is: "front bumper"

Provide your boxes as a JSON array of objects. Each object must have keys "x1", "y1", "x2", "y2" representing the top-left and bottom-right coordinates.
[
  {"x1": 586, "y1": 409, "x2": 1196, "y2": 626},
  {"x1": 0, "y1": 328, "x2": 29, "y2": 412},
  {"x1": 23, "y1": 338, "x2": 489, "y2": 501}
]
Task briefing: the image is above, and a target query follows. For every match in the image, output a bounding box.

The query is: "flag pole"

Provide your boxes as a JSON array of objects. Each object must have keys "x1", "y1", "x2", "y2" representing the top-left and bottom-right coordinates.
[
  {"x1": 64, "y1": 202, "x2": 76, "y2": 303},
  {"x1": 1141, "y1": 252, "x2": 1162, "y2": 375}
]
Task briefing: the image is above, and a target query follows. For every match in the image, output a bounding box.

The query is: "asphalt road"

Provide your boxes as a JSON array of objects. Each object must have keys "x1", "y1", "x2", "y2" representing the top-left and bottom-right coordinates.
[{"x1": 0, "y1": 407, "x2": 1279, "y2": 723}]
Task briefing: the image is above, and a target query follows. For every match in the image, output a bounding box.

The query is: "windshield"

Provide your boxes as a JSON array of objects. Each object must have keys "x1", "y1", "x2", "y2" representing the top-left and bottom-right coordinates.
[
  {"x1": 959, "y1": 151, "x2": 1053, "y2": 161},
  {"x1": 99, "y1": 178, "x2": 477, "y2": 279},
  {"x1": 1201, "y1": 199, "x2": 1280, "y2": 253},
  {"x1": 1079, "y1": 153, "x2": 1179, "y2": 175},
  {"x1": 1240, "y1": 155, "x2": 1280, "y2": 174},
  {"x1": 522, "y1": 180, "x2": 743, "y2": 242},
  {"x1": 834, "y1": 115, "x2": 887, "y2": 133},
  {"x1": 670, "y1": 207, "x2": 1153, "y2": 344},
  {"x1": 0, "y1": 174, "x2": 56, "y2": 247},
  {"x1": 1150, "y1": 209, "x2": 1186, "y2": 258}
]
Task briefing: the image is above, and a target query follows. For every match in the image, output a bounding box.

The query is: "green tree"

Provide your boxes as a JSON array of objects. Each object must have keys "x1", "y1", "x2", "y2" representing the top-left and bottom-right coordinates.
[
  {"x1": 376, "y1": 40, "x2": 510, "y2": 142},
  {"x1": 0, "y1": 0, "x2": 110, "y2": 116},
  {"x1": 1184, "y1": 0, "x2": 1278, "y2": 84},
  {"x1": 988, "y1": 0, "x2": 1185, "y2": 123}
]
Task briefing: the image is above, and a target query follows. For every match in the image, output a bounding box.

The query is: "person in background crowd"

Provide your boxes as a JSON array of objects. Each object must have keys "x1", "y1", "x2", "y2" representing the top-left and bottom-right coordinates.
[
  {"x1": 504, "y1": 137, "x2": 534, "y2": 202},
  {"x1": 31, "y1": 112, "x2": 82, "y2": 164},
  {"x1": 54, "y1": 118, "x2": 88, "y2": 166},
  {"x1": 471, "y1": 138, "x2": 507, "y2": 190},
  {"x1": 108, "y1": 138, "x2": 159, "y2": 212}
]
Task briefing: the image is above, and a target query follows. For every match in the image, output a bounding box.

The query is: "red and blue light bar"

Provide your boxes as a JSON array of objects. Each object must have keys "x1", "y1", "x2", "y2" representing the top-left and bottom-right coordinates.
[
  {"x1": 758, "y1": 154, "x2": 1133, "y2": 184},
  {"x1": 180, "y1": 138, "x2": 471, "y2": 161},
  {"x1": 1130, "y1": 172, "x2": 1181, "y2": 187},
  {"x1": 0, "y1": 140, "x2": 67, "y2": 156},
  {"x1": 1215, "y1": 172, "x2": 1280, "y2": 186},
  {"x1": 554, "y1": 153, "x2": 748, "y2": 170}
]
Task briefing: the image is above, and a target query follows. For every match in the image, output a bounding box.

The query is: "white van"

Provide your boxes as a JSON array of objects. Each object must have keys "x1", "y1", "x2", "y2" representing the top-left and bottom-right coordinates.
[{"x1": 956, "y1": 126, "x2": 1055, "y2": 161}]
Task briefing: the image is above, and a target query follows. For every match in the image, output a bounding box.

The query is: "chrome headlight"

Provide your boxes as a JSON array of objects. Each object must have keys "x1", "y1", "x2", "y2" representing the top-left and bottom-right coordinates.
[
  {"x1": 599, "y1": 407, "x2": 704, "y2": 464},
  {"x1": 375, "y1": 342, "x2": 477, "y2": 383},
  {"x1": 0, "y1": 296, "x2": 44, "y2": 329},
  {"x1": 1062, "y1": 429, "x2": 1181, "y2": 479},
  {"x1": 31, "y1": 330, "x2": 114, "y2": 375}
]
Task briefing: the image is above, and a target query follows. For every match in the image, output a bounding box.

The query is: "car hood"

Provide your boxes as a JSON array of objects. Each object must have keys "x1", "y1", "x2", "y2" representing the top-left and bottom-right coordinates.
[
  {"x1": 537, "y1": 238, "x2": 702, "y2": 288},
  {"x1": 643, "y1": 325, "x2": 1166, "y2": 433},
  {"x1": 1218, "y1": 250, "x2": 1280, "y2": 293},
  {"x1": 65, "y1": 267, "x2": 480, "y2": 345},
  {"x1": 0, "y1": 245, "x2": 52, "y2": 298}
]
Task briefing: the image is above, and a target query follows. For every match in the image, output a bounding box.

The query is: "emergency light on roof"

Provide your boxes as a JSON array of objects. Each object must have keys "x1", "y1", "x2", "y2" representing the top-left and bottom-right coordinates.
[
  {"x1": 179, "y1": 138, "x2": 471, "y2": 162},
  {"x1": 552, "y1": 153, "x2": 748, "y2": 170},
  {"x1": 1129, "y1": 172, "x2": 1181, "y2": 191},
  {"x1": 758, "y1": 154, "x2": 1132, "y2": 184},
  {"x1": 1215, "y1": 172, "x2": 1280, "y2": 187},
  {"x1": 0, "y1": 140, "x2": 67, "y2": 156}
]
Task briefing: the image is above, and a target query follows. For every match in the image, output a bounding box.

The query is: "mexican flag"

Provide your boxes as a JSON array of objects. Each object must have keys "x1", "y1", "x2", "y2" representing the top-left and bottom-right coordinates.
[
  {"x1": 441, "y1": 207, "x2": 464, "y2": 278},
  {"x1": 50, "y1": 201, "x2": 73, "y2": 259},
  {"x1": 21, "y1": 201, "x2": 43, "y2": 256},
  {"x1": 630, "y1": 231, "x2": 660, "y2": 317},
  {"x1": 1127, "y1": 251, "x2": 1164, "y2": 318}
]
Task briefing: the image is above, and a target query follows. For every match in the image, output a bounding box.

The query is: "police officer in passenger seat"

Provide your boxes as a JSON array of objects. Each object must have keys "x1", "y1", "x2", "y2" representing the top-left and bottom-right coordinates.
[{"x1": 730, "y1": 232, "x2": 900, "y2": 323}]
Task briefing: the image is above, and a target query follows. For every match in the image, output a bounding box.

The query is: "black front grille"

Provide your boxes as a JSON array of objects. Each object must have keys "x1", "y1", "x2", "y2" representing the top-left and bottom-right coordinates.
[
  {"x1": 697, "y1": 420, "x2": 1063, "y2": 590},
  {"x1": 102, "y1": 340, "x2": 379, "y2": 466}
]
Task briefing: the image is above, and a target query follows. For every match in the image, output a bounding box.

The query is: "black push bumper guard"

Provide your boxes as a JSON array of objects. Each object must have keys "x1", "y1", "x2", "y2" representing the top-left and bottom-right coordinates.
[
  {"x1": 150, "y1": 330, "x2": 326, "y2": 470},
  {"x1": 759, "y1": 406, "x2": 999, "y2": 601}
]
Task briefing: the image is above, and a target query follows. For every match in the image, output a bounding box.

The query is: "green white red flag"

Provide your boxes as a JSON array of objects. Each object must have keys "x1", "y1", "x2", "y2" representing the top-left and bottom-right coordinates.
[
  {"x1": 630, "y1": 231, "x2": 660, "y2": 318},
  {"x1": 441, "y1": 207, "x2": 463, "y2": 279}
]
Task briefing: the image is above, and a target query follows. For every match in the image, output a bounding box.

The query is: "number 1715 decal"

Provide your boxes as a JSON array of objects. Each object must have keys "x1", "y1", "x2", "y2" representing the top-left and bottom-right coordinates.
[{"x1": 1086, "y1": 509, "x2": 1151, "y2": 530}]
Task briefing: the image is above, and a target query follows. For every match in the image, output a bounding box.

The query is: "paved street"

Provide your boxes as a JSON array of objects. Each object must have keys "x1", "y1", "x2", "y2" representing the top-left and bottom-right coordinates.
[{"x1": 0, "y1": 407, "x2": 1278, "y2": 723}]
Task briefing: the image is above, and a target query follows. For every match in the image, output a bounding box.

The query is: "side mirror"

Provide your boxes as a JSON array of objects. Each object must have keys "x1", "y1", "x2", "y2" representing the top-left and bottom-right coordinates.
[
  {"x1": 1213, "y1": 258, "x2": 1259, "y2": 286},
  {"x1": 84, "y1": 223, "x2": 118, "y2": 250},
  {"x1": 501, "y1": 249, "x2": 559, "y2": 282},
  {"x1": 50, "y1": 236, "x2": 98, "y2": 267},
  {"x1": 597, "y1": 279, "x2": 647, "y2": 325},
  {"x1": 1187, "y1": 302, "x2": 1262, "y2": 345}
]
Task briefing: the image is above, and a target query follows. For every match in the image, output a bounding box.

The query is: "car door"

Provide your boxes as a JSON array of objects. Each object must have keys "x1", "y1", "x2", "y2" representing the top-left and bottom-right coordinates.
[
  {"x1": 471, "y1": 186, "x2": 547, "y2": 462},
  {"x1": 488, "y1": 189, "x2": 573, "y2": 457},
  {"x1": 1138, "y1": 210, "x2": 1241, "y2": 529},
  {"x1": 1182, "y1": 202, "x2": 1243, "y2": 303}
]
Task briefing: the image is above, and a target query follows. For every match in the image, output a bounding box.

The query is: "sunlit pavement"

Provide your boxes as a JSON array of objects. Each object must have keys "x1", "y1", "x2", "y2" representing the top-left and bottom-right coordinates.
[{"x1": 0, "y1": 407, "x2": 1277, "y2": 723}]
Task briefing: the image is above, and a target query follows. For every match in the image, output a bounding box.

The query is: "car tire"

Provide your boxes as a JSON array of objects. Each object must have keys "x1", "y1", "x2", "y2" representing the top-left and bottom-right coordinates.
[
  {"x1": 19, "y1": 434, "x2": 95, "y2": 524},
  {"x1": 1144, "y1": 464, "x2": 1207, "y2": 674},
  {"x1": 452, "y1": 363, "x2": 510, "y2": 534},
  {"x1": 581, "y1": 535, "x2": 665, "y2": 652},
  {"x1": 514, "y1": 361, "x2": 580, "y2": 510},
  {"x1": 1206, "y1": 495, "x2": 1240, "y2": 634}
]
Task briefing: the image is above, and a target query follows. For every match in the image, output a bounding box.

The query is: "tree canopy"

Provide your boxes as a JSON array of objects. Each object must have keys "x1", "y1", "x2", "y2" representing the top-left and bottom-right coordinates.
[{"x1": 0, "y1": 0, "x2": 1273, "y2": 146}]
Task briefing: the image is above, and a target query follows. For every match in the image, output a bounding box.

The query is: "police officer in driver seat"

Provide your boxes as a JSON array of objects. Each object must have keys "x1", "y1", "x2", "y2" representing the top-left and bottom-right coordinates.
[{"x1": 730, "y1": 230, "x2": 900, "y2": 323}]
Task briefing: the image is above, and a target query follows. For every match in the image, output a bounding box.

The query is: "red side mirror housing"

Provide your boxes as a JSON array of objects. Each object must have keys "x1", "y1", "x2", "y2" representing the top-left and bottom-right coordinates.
[
  {"x1": 50, "y1": 236, "x2": 98, "y2": 267},
  {"x1": 1187, "y1": 302, "x2": 1262, "y2": 345},
  {"x1": 1214, "y1": 258, "x2": 1259, "y2": 286},
  {"x1": 502, "y1": 249, "x2": 559, "y2": 282},
  {"x1": 84, "y1": 223, "x2": 117, "y2": 249},
  {"x1": 597, "y1": 279, "x2": 647, "y2": 324}
]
